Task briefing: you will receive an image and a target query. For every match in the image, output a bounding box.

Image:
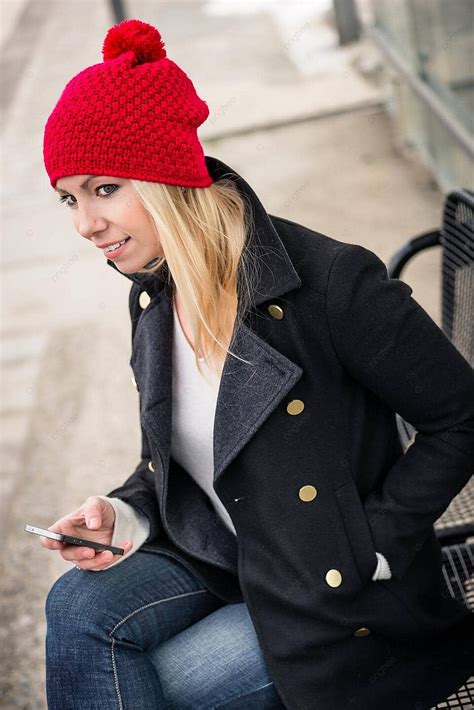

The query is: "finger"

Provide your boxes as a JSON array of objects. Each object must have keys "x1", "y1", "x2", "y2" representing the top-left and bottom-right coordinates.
[
  {"x1": 63, "y1": 543, "x2": 118, "y2": 564},
  {"x1": 40, "y1": 537, "x2": 64, "y2": 550},
  {"x1": 40, "y1": 510, "x2": 87, "y2": 549},
  {"x1": 75, "y1": 549, "x2": 115, "y2": 570},
  {"x1": 40, "y1": 535, "x2": 57, "y2": 549},
  {"x1": 47, "y1": 520, "x2": 80, "y2": 539},
  {"x1": 75, "y1": 541, "x2": 132, "y2": 571},
  {"x1": 60, "y1": 545, "x2": 97, "y2": 562},
  {"x1": 83, "y1": 505, "x2": 102, "y2": 530},
  {"x1": 64, "y1": 513, "x2": 87, "y2": 525}
]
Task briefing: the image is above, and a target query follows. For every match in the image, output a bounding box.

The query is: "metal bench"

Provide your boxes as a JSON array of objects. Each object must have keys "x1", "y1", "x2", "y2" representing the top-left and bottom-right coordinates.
[{"x1": 387, "y1": 188, "x2": 474, "y2": 708}]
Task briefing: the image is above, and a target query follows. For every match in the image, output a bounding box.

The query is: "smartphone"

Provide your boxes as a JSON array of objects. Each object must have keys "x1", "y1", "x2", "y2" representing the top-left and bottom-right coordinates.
[{"x1": 24, "y1": 524, "x2": 125, "y2": 556}]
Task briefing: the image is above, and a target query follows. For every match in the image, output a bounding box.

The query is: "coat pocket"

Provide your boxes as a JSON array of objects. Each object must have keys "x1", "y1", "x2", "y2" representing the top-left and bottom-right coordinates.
[{"x1": 334, "y1": 478, "x2": 379, "y2": 590}]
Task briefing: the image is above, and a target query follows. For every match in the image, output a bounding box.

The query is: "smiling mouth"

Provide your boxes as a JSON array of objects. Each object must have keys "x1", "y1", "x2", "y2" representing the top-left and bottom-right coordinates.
[{"x1": 102, "y1": 236, "x2": 132, "y2": 255}]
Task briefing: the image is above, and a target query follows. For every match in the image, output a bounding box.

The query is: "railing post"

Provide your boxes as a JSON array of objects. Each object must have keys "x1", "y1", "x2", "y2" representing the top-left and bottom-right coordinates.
[
  {"x1": 332, "y1": 0, "x2": 361, "y2": 45},
  {"x1": 110, "y1": 0, "x2": 127, "y2": 23}
]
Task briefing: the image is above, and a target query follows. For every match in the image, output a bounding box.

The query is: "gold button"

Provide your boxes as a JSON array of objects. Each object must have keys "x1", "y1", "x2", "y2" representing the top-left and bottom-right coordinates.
[
  {"x1": 287, "y1": 399, "x2": 304, "y2": 415},
  {"x1": 131, "y1": 375, "x2": 138, "y2": 390},
  {"x1": 325, "y1": 569, "x2": 343, "y2": 588},
  {"x1": 299, "y1": 485, "x2": 317, "y2": 502},
  {"x1": 354, "y1": 627, "x2": 371, "y2": 637},
  {"x1": 148, "y1": 460, "x2": 155, "y2": 472},
  {"x1": 139, "y1": 291, "x2": 151, "y2": 309},
  {"x1": 267, "y1": 304, "x2": 284, "y2": 320}
]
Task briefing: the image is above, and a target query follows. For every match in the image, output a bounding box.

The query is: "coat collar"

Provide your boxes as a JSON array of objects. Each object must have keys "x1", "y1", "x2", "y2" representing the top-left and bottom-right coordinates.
[{"x1": 106, "y1": 155, "x2": 302, "y2": 305}]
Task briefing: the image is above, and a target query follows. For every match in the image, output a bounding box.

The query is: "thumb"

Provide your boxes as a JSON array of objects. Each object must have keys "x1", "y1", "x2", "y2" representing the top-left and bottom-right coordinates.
[{"x1": 85, "y1": 507, "x2": 101, "y2": 529}]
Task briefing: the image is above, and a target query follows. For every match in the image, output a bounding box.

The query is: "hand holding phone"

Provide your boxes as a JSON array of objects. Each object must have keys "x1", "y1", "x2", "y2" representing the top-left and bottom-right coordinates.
[
  {"x1": 31, "y1": 496, "x2": 133, "y2": 571},
  {"x1": 25, "y1": 525, "x2": 125, "y2": 556}
]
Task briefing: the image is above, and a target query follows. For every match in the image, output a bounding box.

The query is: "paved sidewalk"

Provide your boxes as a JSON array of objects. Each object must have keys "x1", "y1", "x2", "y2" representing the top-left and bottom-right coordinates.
[{"x1": 1, "y1": 1, "x2": 444, "y2": 707}]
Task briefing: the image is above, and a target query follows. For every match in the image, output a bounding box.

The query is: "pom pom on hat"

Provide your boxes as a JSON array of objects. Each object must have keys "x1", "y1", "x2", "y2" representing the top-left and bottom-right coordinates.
[{"x1": 102, "y1": 18, "x2": 167, "y2": 63}]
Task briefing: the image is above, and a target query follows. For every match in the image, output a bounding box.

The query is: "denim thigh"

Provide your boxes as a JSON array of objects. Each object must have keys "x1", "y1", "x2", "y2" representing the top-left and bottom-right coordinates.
[
  {"x1": 45, "y1": 549, "x2": 285, "y2": 709},
  {"x1": 149, "y1": 600, "x2": 286, "y2": 709},
  {"x1": 45, "y1": 550, "x2": 226, "y2": 709}
]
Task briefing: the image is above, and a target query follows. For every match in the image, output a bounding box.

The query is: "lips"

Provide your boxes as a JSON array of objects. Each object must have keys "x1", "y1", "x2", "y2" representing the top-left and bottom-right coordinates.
[
  {"x1": 97, "y1": 236, "x2": 131, "y2": 251},
  {"x1": 102, "y1": 236, "x2": 131, "y2": 253},
  {"x1": 101, "y1": 235, "x2": 132, "y2": 260}
]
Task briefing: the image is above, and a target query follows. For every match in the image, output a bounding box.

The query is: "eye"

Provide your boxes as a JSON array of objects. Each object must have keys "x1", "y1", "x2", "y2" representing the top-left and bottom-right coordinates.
[{"x1": 58, "y1": 184, "x2": 120, "y2": 207}]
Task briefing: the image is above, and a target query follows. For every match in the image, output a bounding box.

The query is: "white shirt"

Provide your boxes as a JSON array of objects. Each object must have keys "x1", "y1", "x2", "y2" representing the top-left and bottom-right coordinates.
[
  {"x1": 169, "y1": 297, "x2": 237, "y2": 534},
  {"x1": 98, "y1": 297, "x2": 391, "y2": 580}
]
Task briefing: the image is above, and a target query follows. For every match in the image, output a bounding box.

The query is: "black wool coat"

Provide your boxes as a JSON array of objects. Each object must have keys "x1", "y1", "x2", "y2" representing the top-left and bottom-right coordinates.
[{"x1": 105, "y1": 156, "x2": 474, "y2": 710}]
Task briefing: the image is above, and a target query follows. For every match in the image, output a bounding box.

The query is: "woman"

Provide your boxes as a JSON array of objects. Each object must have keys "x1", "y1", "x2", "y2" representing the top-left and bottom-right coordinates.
[{"x1": 40, "y1": 19, "x2": 474, "y2": 710}]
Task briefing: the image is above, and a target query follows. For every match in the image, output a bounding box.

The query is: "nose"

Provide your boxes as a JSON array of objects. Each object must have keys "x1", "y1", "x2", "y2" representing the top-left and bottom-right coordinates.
[{"x1": 75, "y1": 203, "x2": 108, "y2": 241}]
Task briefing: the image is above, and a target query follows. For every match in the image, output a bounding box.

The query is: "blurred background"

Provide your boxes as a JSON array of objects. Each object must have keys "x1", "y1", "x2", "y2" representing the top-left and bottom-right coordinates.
[{"x1": 1, "y1": 0, "x2": 473, "y2": 706}]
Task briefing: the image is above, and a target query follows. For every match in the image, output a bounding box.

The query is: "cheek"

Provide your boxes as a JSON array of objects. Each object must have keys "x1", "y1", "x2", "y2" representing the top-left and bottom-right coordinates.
[
  {"x1": 138, "y1": 217, "x2": 159, "y2": 245},
  {"x1": 116, "y1": 195, "x2": 155, "y2": 243},
  {"x1": 123, "y1": 205, "x2": 149, "y2": 234}
]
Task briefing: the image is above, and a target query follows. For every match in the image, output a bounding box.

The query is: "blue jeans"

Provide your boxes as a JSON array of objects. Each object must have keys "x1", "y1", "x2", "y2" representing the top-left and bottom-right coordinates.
[{"x1": 45, "y1": 549, "x2": 286, "y2": 709}]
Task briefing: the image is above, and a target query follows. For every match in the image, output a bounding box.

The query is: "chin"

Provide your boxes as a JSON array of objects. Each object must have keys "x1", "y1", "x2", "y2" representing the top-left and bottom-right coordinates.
[{"x1": 112, "y1": 255, "x2": 161, "y2": 274}]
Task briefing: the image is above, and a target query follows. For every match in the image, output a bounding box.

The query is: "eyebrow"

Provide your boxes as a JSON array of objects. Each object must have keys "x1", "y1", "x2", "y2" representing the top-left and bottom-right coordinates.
[{"x1": 55, "y1": 175, "x2": 100, "y2": 194}]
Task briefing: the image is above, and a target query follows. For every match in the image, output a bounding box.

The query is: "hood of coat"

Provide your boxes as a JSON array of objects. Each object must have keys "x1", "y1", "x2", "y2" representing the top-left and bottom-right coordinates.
[{"x1": 106, "y1": 154, "x2": 302, "y2": 306}]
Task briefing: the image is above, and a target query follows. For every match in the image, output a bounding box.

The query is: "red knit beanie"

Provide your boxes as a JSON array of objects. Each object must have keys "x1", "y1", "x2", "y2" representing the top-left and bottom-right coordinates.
[{"x1": 43, "y1": 19, "x2": 214, "y2": 189}]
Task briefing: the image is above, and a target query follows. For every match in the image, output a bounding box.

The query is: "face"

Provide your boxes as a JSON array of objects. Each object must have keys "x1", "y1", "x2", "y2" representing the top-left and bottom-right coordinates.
[{"x1": 55, "y1": 174, "x2": 164, "y2": 273}]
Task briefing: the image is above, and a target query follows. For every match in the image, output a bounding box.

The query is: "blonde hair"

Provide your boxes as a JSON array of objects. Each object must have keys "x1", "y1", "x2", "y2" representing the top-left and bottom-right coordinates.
[{"x1": 130, "y1": 176, "x2": 259, "y2": 384}]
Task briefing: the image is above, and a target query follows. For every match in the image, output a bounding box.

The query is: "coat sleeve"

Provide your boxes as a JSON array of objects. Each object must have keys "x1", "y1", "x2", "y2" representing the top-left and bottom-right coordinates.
[
  {"x1": 326, "y1": 243, "x2": 474, "y2": 582},
  {"x1": 103, "y1": 283, "x2": 163, "y2": 544}
]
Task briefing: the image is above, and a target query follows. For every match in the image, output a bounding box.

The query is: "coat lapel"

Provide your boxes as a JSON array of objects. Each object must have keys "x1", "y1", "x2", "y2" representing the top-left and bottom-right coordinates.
[
  {"x1": 213, "y1": 321, "x2": 303, "y2": 484},
  {"x1": 107, "y1": 155, "x2": 303, "y2": 488}
]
